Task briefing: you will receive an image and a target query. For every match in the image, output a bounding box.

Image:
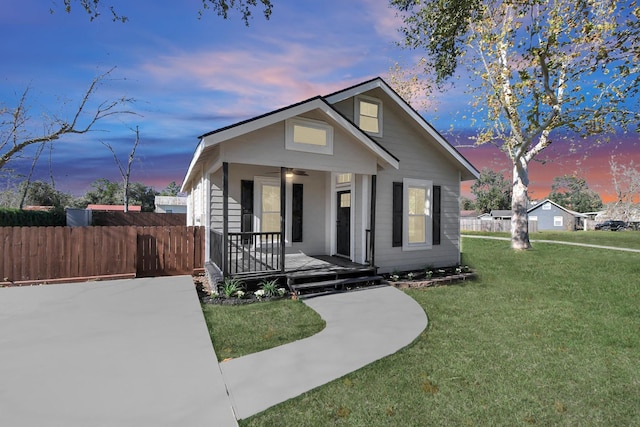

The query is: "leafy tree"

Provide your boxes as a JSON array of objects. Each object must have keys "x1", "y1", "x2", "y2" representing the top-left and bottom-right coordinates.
[
  {"x1": 0, "y1": 68, "x2": 133, "y2": 172},
  {"x1": 20, "y1": 181, "x2": 75, "y2": 210},
  {"x1": 160, "y1": 181, "x2": 182, "y2": 196},
  {"x1": 127, "y1": 182, "x2": 158, "y2": 212},
  {"x1": 79, "y1": 179, "x2": 158, "y2": 211},
  {"x1": 460, "y1": 196, "x2": 475, "y2": 211},
  {"x1": 392, "y1": 0, "x2": 639, "y2": 249},
  {"x1": 54, "y1": 0, "x2": 273, "y2": 25},
  {"x1": 81, "y1": 178, "x2": 123, "y2": 206},
  {"x1": 470, "y1": 168, "x2": 512, "y2": 214},
  {"x1": 548, "y1": 175, "x2": 602, "y2": 213},
  {"x1": 0, "y1": 180, "x2": 75, "y2": 210}
]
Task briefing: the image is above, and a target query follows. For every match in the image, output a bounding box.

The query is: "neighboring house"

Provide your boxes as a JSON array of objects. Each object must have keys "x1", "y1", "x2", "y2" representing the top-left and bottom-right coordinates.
[
  {"x1": 155, "y1": 196, "x2": 188, "y2": 214},
  {"x1": 86, "y1": 204, "x2": 142, "y2": 212},
  {"x1": 527, "y1": 199, "x2": 587, "y2": 231},
  {"x1": 460, "y1": 210, "x2": 478, "y2": 218},
  {"x1": 490, "y1": 209, "x2": 512, "y2": 220},
  {"x1": 181, "y1": 77, "x2": 479, "y2": 278}
]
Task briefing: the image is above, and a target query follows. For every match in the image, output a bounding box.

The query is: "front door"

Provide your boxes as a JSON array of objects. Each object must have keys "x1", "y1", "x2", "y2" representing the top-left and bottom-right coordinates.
[{"x1": 336, "y1": 190, "x2": 351, "y2": 257}]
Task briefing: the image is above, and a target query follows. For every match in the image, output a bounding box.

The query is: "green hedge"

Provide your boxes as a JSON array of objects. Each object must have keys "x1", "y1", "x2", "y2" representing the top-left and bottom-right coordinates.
[{"x1": 0, "y1": 208, "x2": 66, "y2": 227}]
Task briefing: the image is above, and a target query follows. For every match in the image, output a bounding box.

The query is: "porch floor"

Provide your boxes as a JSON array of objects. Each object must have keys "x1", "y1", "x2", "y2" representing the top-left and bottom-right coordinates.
[{"x1": 283, "y1": 254, "x2": 372, "y2": 275}]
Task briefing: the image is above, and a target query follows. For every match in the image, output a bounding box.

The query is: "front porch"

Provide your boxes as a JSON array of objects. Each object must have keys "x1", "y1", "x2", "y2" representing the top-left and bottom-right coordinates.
[{"x1": 208, "y1": 229, "x2": 381, "y2": 297}]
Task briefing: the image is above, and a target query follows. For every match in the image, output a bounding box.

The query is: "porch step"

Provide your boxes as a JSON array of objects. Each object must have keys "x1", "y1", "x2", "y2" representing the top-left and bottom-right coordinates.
[{"x1": 289, "y1": 274, "x2": 383, "y2": 299}]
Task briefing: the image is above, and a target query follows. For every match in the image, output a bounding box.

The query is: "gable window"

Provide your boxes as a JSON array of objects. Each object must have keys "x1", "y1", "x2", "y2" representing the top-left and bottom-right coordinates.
[
  {"x1": 554, "y1": 216, "x2": 563, "y2": 227},
  {"x1": 542, "y1": 202, "x2": 552, "y2": 210},
  {"x1": 355, "y1": 95, "x2": 383, "y2": 137},
  {"x1": 285, "y1": 117, "x2": 333, "y2": 155}
]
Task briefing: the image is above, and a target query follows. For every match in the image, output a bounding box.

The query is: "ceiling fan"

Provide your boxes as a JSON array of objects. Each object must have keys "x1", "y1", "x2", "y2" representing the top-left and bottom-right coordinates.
[{"x1": 265, "y1": 168, "x2": 308, "y2": 177}]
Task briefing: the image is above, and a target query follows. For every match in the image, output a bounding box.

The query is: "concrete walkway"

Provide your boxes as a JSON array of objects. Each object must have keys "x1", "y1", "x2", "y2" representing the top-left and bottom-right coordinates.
[
  {"x1": 0, "y1": 276, "x2": 237, "y2": 427},
  {"x1": 221, "y1": 285, "x2": 428, "y2": 420},
  {"x1": 0, "y1": 277, "x2": 428, "y2": 425},
  {"x1": 462, "y1": 234, "x2": 640, "y2": 253}
]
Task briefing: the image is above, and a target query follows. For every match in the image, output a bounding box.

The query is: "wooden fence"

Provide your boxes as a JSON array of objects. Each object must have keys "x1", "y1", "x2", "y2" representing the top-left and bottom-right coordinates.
[
  {"x1": 460, "y1": 219, "x2": 538, "y2": 233},
  {"x1": 0, "y1": 226, "x2": 204, "y2": 286}
]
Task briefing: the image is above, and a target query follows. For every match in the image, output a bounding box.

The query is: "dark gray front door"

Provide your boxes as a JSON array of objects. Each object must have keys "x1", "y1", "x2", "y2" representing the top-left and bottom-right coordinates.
[{"x1": 336, "y1": 190, "x2": 351, "y2": 257}]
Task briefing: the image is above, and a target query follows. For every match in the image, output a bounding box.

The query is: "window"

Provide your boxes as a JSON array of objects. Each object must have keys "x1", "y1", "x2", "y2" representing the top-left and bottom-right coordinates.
[
  {"x1": 542, "y1": 202, "x2": 552, "y2": 210},
  {"x1": 355, "y1": 96, "x2": 383, "y2": 136},
  {"x1": 261, "y1": 183, "x2": 280, "y2": 233},
  {"x1": 285, "y1": 117, "x2": 333, "y2": 155},
  {"x1": 554, "y1": 216, "x2": 563, "y2": 227},
  {"x1": 336, "y1": 173, "x2": 352, "y2": 184},
  {"x1": 393, "y1": 178, "x2": 433, "y2": 250},
  {"x1": 529, "y1": 215, "x2": 538, "y2": 222}
]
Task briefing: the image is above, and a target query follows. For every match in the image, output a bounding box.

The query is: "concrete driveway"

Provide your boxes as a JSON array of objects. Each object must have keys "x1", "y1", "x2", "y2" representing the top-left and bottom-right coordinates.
[{"x1": 0, "y1": 276, "x2": 237, "y2": 427}]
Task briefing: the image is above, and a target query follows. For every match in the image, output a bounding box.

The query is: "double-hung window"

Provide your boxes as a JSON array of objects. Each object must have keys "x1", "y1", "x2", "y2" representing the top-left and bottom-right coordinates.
[
  {"x1": 393, "y1": 178, "x2": 435, "y2": 251},
  {"x1": 355, "y1": 95, "x2": 383, "y2": 137}
]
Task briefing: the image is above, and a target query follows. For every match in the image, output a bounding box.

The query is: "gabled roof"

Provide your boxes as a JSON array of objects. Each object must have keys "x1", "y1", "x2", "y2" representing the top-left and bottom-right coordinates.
[
  {"x1": 324, "y1": 77, "x2": 479, "y2": 181},
  {"x1": 182, "y1": 77, "x2": 479, "y2": 190},
  {"x1": 182, "y1": 95, "x2": 400, "y2": 191},
  {"x1": 527, "y1": 199, "x2": 588, "y2": 218},
  {"x1": 490, "y1": 209, "x2": 512, "y2": 218}
]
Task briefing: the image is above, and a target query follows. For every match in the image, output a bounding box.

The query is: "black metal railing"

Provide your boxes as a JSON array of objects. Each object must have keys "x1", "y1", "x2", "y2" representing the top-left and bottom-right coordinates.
[{"x1": 212, "y1": 230, "x2": 282, "y2": 275}]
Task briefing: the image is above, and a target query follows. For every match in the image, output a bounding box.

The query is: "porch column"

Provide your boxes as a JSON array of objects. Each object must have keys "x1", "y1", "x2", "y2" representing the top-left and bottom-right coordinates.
[
  {"x1": 369, "y1": 174, "x2": 377, "y2": 267},
  {"x1": 222, "y1": 162, "x2": 229, "y2": 277},
  {"x1": 280, "y1": 167, "x2": 286, "y2": 272}
]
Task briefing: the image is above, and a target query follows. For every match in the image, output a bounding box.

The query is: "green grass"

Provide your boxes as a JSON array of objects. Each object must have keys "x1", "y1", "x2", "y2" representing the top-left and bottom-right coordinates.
[
  {"x1": 202, "y1": 299, "x2": 325, "y2": 362},
  {"x1": 464, "y1": 229, "x2": 640, "y2": 249},
  {"x1": 235, "y1": 238, "x2": 640, "y2": 426}
]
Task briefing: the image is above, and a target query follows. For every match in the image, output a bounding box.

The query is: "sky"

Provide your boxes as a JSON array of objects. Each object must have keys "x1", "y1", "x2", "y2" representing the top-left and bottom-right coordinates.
[{"x1": 1, "y1": 0, "x2": 638, "y2": 203}]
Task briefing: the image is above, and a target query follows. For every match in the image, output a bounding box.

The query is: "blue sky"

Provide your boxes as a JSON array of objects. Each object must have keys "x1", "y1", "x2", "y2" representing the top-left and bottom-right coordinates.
[{"x1": 1, "y1": 0, "x2": 637, "y2": 201}]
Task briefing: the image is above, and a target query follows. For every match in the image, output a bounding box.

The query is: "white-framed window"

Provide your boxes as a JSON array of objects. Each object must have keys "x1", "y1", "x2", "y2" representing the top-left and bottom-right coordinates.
[
  {"x1": 355, "y1": 95, "x2": 383, "y2": 137},
  {"x1": 403, "y1": 178, "x2": 432, "y2": 251},
  {"x1": 336, "y1": 173, "x2": 352, "y2": 185},
  {"x1": 542, "y1": 202, "x2": 552, "y2": 210},
  {"x1": 554, "y1": 216, "x2": 563, "y2": 227},
  {"x1": 257, "y1": 180, "x2": 280, "y2": 232},
  {"x1": 529, "y1": 215, "x2": 538, "y2": 222},
  {"x1": 285, "y1": 117, "x2": 333, "y2": 155}
]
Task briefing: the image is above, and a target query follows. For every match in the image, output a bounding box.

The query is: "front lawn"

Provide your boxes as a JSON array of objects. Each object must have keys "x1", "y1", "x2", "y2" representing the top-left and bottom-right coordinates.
[
  {"x1": 202, "y1": 299, "x2": 325, "y2": 362},
  {"x1": 236, "y1": 238, "x2": 639, "y2": 426},
  {"x1": 464, "y1": 229, "x2": 640, "y2": 249}
]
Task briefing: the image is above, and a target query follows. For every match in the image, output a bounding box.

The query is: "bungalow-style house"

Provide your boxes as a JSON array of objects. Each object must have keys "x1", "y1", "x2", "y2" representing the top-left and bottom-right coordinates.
[
  {"x1": 527, "y1": 199, "x2": 588, "y2": 231},
  {"x1": 181, "y1": 78, "x2": 478, "y2": 292}
]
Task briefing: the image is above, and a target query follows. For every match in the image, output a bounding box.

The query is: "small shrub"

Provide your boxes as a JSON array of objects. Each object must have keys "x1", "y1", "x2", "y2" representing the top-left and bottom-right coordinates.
[
  {"x1": 221, "y1": 277, "x2": 244, "y2": 298},
  {"x1": 259, "y1": 279, "x2": 282, "y2": 297}
]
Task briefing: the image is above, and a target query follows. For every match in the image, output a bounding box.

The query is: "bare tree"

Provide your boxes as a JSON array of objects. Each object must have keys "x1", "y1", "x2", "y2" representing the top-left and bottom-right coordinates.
[
  {"x1": 101, "y1": 126, "x2": 140, "y2": 212},
  {"x1": 0, "y1": 67, "x2": 134, "y2": 171}
]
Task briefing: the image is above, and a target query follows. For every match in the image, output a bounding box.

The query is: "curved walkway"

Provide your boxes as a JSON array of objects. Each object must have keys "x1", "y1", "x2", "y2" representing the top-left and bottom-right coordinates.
[
  {"x1": 462, "y1": 234, "x2": 640, "y2": 253},
  {"x1": 220, "y1": 285, "x2": 428, "y2": 420},
  {"x1": 0, "y1": 278, "x2": 427, "y2": 426}
]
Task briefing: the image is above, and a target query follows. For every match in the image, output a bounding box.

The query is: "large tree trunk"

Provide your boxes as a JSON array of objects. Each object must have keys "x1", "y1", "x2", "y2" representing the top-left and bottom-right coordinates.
[{"x1": 511, "y1": 160, "x2": 531, "y2": 250}]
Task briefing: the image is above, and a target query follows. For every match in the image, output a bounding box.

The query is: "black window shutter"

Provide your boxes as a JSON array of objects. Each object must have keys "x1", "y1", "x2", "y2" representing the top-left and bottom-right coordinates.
[
  {"x1": 292, "y1": 183, "x2": 303, "y2": 242},
  {"x1": 241, "y1": 180, "x2": 254, "y2": 243},
  {"x1": 433, "y1": 185, "x2": 441, "y2": 245},
  {"x1": 392, "y1": 182, "x2": 403, "y2": 247}
]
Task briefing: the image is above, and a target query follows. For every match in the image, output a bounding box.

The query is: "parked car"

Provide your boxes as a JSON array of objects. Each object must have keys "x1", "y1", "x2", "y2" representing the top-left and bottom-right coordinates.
[{"x1": 595, "y1": 220, "x2": 627, "y2": 231}]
